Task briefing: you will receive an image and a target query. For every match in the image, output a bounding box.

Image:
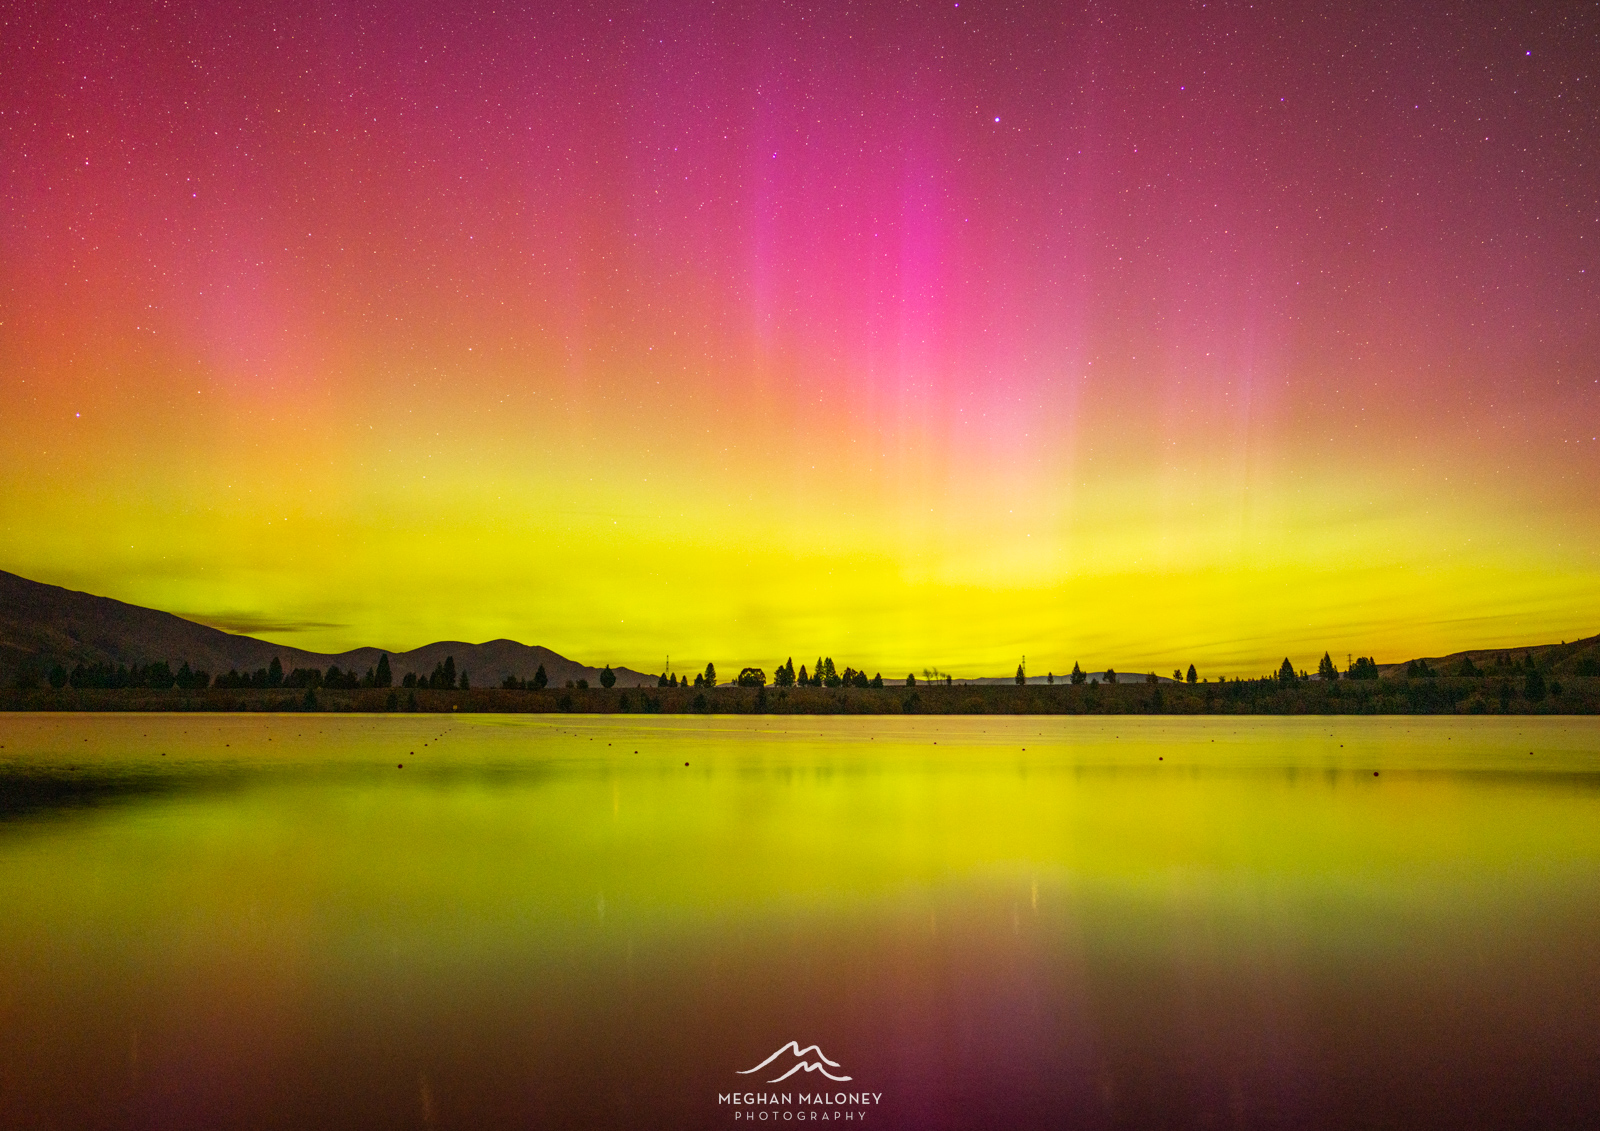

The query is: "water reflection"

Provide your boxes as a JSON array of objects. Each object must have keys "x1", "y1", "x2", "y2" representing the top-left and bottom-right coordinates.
[{"x1": 0, "y1": 714, "x2": 1596, "y2": 1129}]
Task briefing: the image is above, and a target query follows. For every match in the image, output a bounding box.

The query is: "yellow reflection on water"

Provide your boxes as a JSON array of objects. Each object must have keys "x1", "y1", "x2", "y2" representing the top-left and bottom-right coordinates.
[{"x1": 1, "y1": 714, "x2": 1598, "y2": 1129}]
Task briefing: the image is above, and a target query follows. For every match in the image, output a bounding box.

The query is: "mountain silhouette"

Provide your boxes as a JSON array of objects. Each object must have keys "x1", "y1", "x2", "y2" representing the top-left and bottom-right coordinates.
[
  {"x1": 0, "y1": 568, "x2": 658, "y2": 687},
  {"x1": 738, "y1": 1042, "x2": 852, "y2": 1084}
]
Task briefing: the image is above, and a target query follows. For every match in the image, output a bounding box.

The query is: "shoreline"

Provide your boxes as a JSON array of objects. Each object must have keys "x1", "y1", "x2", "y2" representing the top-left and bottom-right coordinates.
[{"x1": 2, "y1": 677, "x2": 1594, "y2": 715}]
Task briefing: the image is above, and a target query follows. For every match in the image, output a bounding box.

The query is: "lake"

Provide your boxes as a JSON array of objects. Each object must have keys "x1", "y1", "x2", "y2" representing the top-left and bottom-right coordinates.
[{"x1": 1, "y1": 713, "x2": 1597, "y2": 1129}]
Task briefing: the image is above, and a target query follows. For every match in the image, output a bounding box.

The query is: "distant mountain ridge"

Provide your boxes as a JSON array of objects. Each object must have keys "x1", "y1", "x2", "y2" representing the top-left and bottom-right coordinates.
[
  {"x1": 3, "y1": 568, "x2": 1594, "y2": 689},
  {"x1": 0, "y1": 569, "x2": 659, "y2": 688}
]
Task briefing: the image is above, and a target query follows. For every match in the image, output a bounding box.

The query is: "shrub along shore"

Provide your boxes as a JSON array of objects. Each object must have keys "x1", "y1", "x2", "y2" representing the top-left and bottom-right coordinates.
[{"x1": 3, "y1": 676, "x2": 1596, "y2": 714}]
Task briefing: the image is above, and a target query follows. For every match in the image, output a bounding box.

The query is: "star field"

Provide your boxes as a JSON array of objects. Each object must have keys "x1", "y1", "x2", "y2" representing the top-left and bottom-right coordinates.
[{"x1": 1, "y1": 0, "x2": 1596, "y2": 672}]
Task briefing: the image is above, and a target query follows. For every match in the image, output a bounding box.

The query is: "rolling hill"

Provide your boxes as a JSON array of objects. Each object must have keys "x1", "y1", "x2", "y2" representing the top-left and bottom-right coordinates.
[
  {"x1": 4, "y1": 567, "x2": 1593, "y2": 690},
  {"x1": 0, "y1": 569, "x2": 659, "y2": 688},
  {"x1": 1383, "y1": 635, "x2": 1600, "y2": 678}
]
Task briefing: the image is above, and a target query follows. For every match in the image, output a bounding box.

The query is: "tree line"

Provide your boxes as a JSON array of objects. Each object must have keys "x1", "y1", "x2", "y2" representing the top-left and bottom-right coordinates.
[
  {"x1": 29, "y1": 644, "x2": 1581, "y2": 700},
  {"x1": 55, "y1": 652, "x2": 473, "y2": 693},
  {"x1": 212, "y1": 654, "x2": 403, "y2": 691},
  {"x1": 770, "y1": 658, "x2": 885, "y2": 688},
  {"x1": 53, "y1": 660, "x2": 211, "y2": 690},
  {"x1": 399, "y1": 656, "x2": 472, "y2": 690}
]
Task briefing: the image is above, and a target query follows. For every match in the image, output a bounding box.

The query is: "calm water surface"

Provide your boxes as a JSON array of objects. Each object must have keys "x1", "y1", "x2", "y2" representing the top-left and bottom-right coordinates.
[{"x1": 1, "y1": 713, "x2": 1597, "y2": 1129}]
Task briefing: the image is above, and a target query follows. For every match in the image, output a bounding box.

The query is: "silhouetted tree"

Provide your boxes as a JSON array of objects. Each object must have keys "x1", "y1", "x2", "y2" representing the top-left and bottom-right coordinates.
[
  {"x1": 1146, "y1": 672, "x2": 1158, "y2": 685},
  {"x1": 1015, "y1": 663, "x2": 1025, "y2": 686},
  {"x1": 502, "y1": 674, "x2": 521, "y2": 689},
  {"x1": 376, "y1": 654, "x2": 392, "y2": 688},
  {"x1": 1071, "y1": 662, "x2": 1086, "y2": 685},
  {"x1": 871, "y1": 673, "x2": 883, "y2": 688},
  {"x1": 821, "y1": 658, "x2": 839, "y2": 688},
  {"x1": 1455, "y1": 656, "x2": 1480, "y2": 677},
  {"x1": 175, "y1": 661, "x2": 210, "y2": 690},
  {"x1": 600, "y1": 665, "x2": 616, "y2": 689},
  {"x1": 533, "y1": 664, "x2": 548, "y2": 689},
  {"x1": 774, "y1": 658, "x2": 796, "y2": 687},
  {"x1": 1348, "y1": 656, "x2": 1379, "y2": 680},
  {"x1": 1186, "y1": 664, "x2": 1198, "y2": 684},
  {"x1": 737, "y1": 667, "x2": 767, "y2": 687},
  {"x1": 268, "y1": 656, "x2": 284, "y2": 688},
  {"x1": 428, "y1": 658, "x2": 459, "y2": 690},
  {"x1": 459, "y1": 671, "x2": 470, "y2": 690},
  {"x1": 1278, "y1": 658, "x2": 1297, "y2": 683},
  {"x1": 704, "y1": 662, "x2": 717, "y2": 687},
  {"x1": 1318, "y1": 653, "x2": 1338, "y2": 681},
  {"x1": 798, "y1": 664, "x2": 810, "y2": 685},
  {"x1": 906, "y1": 672, "x2": 916, "y2": 687},
  {"x1": 659, "y1": 671, "x2": 670, "y2": 687},
  {"x1": 814, "y1": 657, "x2": 826, "y2": 687},
  {"x1": 1104, "y1": 667, "x2": 1117, "y2": 684},
  {"x1": 403, "y1": 672, "x2": 418, "y2": 688}
]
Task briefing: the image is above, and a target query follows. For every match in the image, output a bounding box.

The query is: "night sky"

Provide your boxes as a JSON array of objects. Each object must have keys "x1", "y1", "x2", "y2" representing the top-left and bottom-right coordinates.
[{"x1": 2, "y1": 0, "x2": 1596, "y2": 674}]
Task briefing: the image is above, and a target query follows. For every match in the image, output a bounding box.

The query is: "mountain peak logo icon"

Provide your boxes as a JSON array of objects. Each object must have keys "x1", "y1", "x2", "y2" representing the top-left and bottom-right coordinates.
[{"x1": 738, "y1": 1041, "x2": 853, "y2": 1083}]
